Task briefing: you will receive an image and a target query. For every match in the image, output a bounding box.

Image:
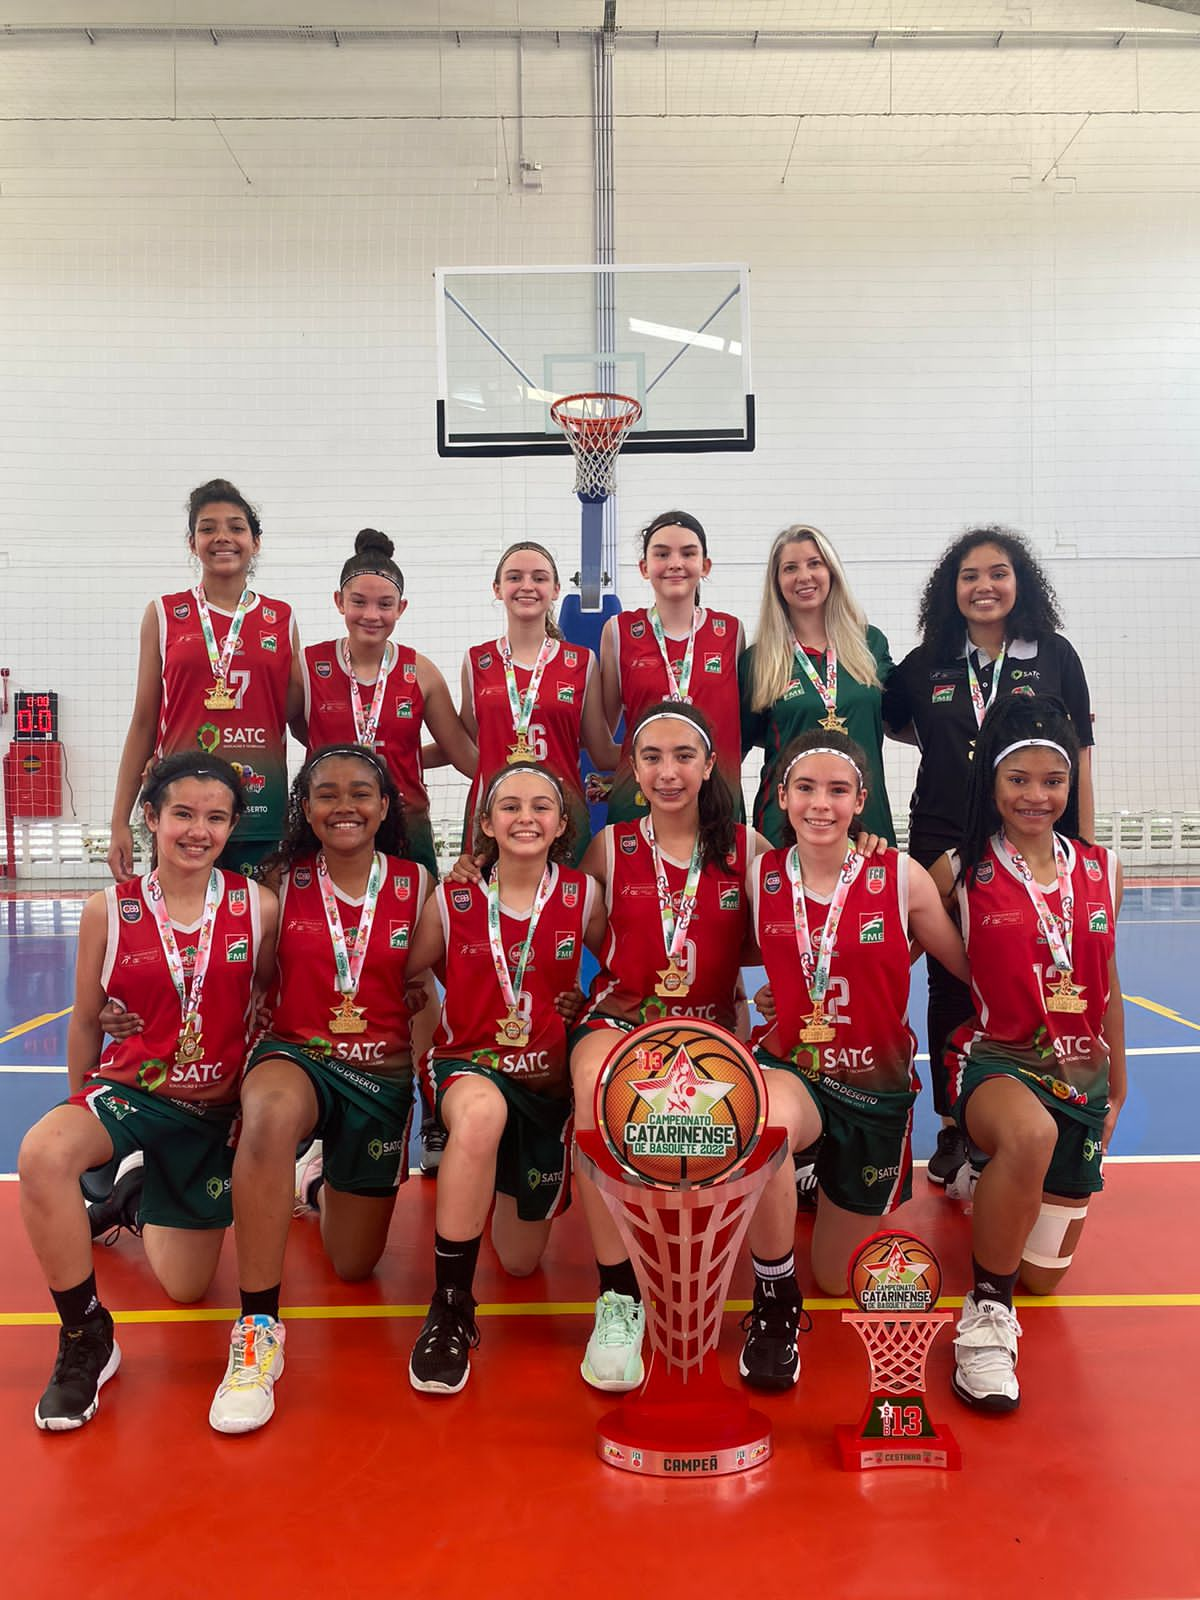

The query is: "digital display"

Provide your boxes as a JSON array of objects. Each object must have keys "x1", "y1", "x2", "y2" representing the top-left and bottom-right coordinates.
[{"x1": 14, "y1": 691, "x2": 58, "y2": 741}]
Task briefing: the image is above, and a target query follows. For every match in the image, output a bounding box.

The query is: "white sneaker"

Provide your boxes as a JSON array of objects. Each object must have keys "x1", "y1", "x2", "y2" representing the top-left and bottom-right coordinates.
[
  {"x1": 581, "y1": 1291, "x2": 646, "y2": 1393},
  {"x1": 209, "y1": 1314, "x2": 286, "y2": 1434},
  {"x1": 952, "y1": 1292, "x2": 1022, "y2": 1412},
  {"x1": 293, "y1": 1140, "x2": 324, "y2": 1217}
]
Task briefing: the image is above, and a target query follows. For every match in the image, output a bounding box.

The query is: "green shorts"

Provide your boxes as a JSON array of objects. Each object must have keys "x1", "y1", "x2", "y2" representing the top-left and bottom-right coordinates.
[
  {"x1": 404, "y1": 811, "x2": 438, "y2": 879},
  {"x1": 429, "y1": 1058, "x2": 572, "y2": 1222},
  {"x1": 219, "y1": 838, "x2": 278, "y2": 876},
  {"x1": 247, "y1": 1039, "x2": 414, "y2": 1196},
  {"x1": 954, "y1": 1046, "x2": 1106, "y2": 1197},
  {"x1": 567, "y1": 1013, "x2": 637, "y2": 1055},
  {"x1": 755, "y1": 1047, "x2": 916, "y2": 1216},
  {"x1": 73, "y1": 1078, "x2": 237, "y2": 1231}
]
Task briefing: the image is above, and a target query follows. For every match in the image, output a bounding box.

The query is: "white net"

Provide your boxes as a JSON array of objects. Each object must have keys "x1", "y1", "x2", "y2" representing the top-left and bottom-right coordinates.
[
  {"x1": 844, "y1": 1312, "x2": 952, "y2": 1396},
  {"x1": 550, "y1": 393, "x2": 643, "y2": 500}
]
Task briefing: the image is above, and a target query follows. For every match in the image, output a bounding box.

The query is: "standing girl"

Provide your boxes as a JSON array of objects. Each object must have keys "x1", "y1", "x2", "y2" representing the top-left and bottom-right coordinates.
[
  {"x1": 743, "y1": 729, "x2": 969, "y2": 1390},
  {"x1": 570, "y1": 701, "x2": 762, "y2": 1392},
  {"x1": 19, "y1": 754, "x2": 275, "y2": 1430},
  {"x1": 108, "y1": 479, "x2": 301, "y2": 881},
  {"x1": 404, "y1": 764, "x2": 603, "y2": 1395},
  {"x1": 301, "y1": 529, "x2": 477, "y2": 877},
  {"x1": 741, "y1": 524, "x2": 896, "y2": 849},
  {"x1": 932, "y1": 695, "x2": 1122, "y2": 1414},
  {"x1": 207, "y1": 745, "x2": 429, "y2": 1433},
  {"x1": 600, "y1": 511, "x2": 744, "y2": 822},
  {"x1": 883, "y1": 527, "x2": 1096, "y2": 1187}
]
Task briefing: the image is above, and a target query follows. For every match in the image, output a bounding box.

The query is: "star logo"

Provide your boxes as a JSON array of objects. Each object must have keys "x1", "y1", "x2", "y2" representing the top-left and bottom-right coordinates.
[
  {"x1": 862, "y1": 1240, "x2": 936, "y2": 1296},
  {"x1": 630, "y1": 1044, "x2": 735, "y2": 1118}
]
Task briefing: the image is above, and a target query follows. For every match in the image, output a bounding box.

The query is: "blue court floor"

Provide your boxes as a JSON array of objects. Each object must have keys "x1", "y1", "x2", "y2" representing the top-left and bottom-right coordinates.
[{"x1": 2, "y1": 886, "x2": 1198, "y2": 1171}]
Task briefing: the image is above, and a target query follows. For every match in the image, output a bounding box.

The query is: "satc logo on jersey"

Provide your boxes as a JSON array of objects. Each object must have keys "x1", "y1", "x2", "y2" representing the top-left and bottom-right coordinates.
[
  {"x1": 119, "y1": 897, "x2": 142, "y2": 923},
  {"x1": 859, "y1": 914, "x2": 884, "y2": 944},
  {"x1": 561, "y1": 881, "x2": 579, "y2": 909},
  {"x1": 1087, "y1": 905, "x2": 1109, "y2": 933},
  {"x1": 225, "y1": 934, "x2": 249, "y2": 962},
  {"x1": 389, "y1": 923, "x2": 410, "y2": 950},
  {"x1": 173, "y1": 602, "x2": 191, "y2": 620},
  {"x1": 975, "y1": 861, "x2": 995, "y2": 885},
  {"x1": 477, "y1": 651, "x2": 493, "y2": 671},
  {"x1": 393, "y1": 875, "x2": 412, "y2": 899},
  {"x1": 261, "y1": 606, "x2": 277, "y2": 624},
  {"x1": 260, "y1": 634, "x2": 278, "y2": 653},
  {"x1": 932, "y1": 684, "x2": 955, "y2": 704},
  {"x1": 315, "y1": 661, "x2": 332, "y2": 678},
  {"x1": 712, "y1": 617, "x2": 727, "y2": 637},
  {"x1": 555, "y1": 932, "x2": 576, "y2": 960},
  {"x1": 620, "y1": 834, "x2": 639, "y2": 855},
  {"x1": 1084, "y1": 857, "x2": 1103, "y2": 882},
  {"x1": 395, "y1": 697, "x2": 413, "y2": 719},
  {"x1": 867, "y1": 865, "x2": 886, "y2": 896},
  {"x1": 451, "y1": 888, "x2": 473, "y2": 913},
  {"x1": 718, "y1": 882, "x2": 740, "y2": 911},
  {"x1": 764, "y1": 870, "x2": 783, "y2": 895},
  {"x1": 630, "y1": 619, "x2": 646, "y2": 639},
  {"x1": 704, "y1": 654, "x2": 722, "y2": 674},
  {"x1": 557, "y1": 684, "x2": 575, "y2": 704},
  {"x1": 228, "y1": 888, "x2": 247, "y2": 917},
  {"x1": 293, "y1": 867, "x2": 313, "y2": 889}
]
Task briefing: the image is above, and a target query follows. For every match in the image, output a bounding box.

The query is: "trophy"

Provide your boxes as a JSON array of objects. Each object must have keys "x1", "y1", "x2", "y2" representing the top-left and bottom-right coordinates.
[
  {"x1": 836, "y1": 1229, "x2": 961, "y2": 1470},
  {"x1": 575, "y1": 1019, "x2": 786, "y2": 1478}
]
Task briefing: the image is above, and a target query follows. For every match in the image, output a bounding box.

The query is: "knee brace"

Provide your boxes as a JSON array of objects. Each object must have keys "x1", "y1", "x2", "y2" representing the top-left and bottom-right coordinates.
[{"x1": 1022, "y1": 1200, "x2": 1088, "y2": 1271}]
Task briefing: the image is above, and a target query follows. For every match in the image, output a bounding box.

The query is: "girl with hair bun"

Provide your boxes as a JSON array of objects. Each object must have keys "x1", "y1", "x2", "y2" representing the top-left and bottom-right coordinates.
[
  {"x1": 300, "y1": 528, "x2": 477, "y2": 878},
  {"x1": 108, "y1": 479, "x2": 301, "y2": 882}
]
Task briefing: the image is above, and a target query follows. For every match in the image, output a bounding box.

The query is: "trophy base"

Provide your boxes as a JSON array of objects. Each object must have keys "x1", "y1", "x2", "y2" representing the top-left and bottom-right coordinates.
[
  {"x1": 597, "y1": 1398, "x2": 773, "y2": 1478},
  {"x1": 836, "y1": 1420, "x2": 961, "y2": 1471}
]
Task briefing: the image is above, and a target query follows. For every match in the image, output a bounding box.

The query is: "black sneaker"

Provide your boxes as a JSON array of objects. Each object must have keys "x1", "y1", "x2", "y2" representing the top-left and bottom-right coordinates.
[
  {"x1": 927, "y1": 1124, "x2": 967, "y2": 1188},
  {"x1": 409, "y1": 1287, "x2": 480, "y2": 1395},
  {"x1": 738, "y1": 1285, "x2": 812, "y2": 1391},
  {"x1": 419, "y1": 1115, "x2": 448, "y2": 1178},
  {"x1": 86, "y1": 1151, "x2": 144, "y2": 1243},
  {"x1": 35, "y1": 1310, "x2": 122, "y2": 1431}
]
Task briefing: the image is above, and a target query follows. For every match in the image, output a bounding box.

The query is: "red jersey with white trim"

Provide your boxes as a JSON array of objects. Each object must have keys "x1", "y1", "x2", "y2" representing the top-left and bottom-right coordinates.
[
  {"x1": 753, "y1": 847, "x2": 917, "y2": 1095},
  {"x1": 94, "y1": 872, "x2": 261, "y2": 1105},
  {"x1": 267, "y1": 852, "x2": 427, "y2": 1072},
  {"x1": 953, "y1": 835, "x2": 1117, "y2": 1108},
  {"x1": 429, "y1": 864, "x2": 593, "y2": 1094},
  {"x1": 155, "y1": 589, "x2": 293, "y2": 840},
  {"x1": 607, "y1": 607, "x2": 743, "y2": 823},
  {"x1": 303, "y1": 640, "x2": 429, "y2": 817},
  {"x1": 586, "y1": 821, "x2": 751, "y2": 1031}
]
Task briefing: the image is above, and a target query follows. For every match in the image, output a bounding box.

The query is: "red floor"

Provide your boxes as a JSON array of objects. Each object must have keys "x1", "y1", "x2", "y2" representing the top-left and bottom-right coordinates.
[{"x1": 1, "y1": 1167, "x2": 1196, "y2": 1600}]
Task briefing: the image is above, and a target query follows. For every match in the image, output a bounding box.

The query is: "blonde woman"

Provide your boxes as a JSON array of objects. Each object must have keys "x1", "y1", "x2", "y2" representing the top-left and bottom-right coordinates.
[{"x1": 739, "y1": 525, "x2": 896, "y2": 846}]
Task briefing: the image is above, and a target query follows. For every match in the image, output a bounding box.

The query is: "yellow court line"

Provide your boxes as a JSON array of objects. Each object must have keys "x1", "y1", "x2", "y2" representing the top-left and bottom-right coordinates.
[
  {"x1": 2, "y1": 1293, "x2": 1198, "y2": 1329},
  {"x1": 1123, "y1": 993, "x2": 1200, "y2": 1035},
  {"x1": 0, "y1": 1007, "x2": 72, "y2": 1047}
]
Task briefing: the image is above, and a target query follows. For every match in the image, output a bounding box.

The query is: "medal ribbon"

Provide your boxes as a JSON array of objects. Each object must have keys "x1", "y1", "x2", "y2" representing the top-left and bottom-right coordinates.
[
  {"x1": 792, "y1": 640, "x2": 838, "y2": 718},
  {"x1": 645, "y1": 819, "x2": 704, "y2": 970},
  {"x1": 965, "y1": 634, "x2": 1007, "y2": 728},
  {"x1": 497, "y1": 634, "x2": 555, "y2": 746},
  {"x1": 316, "y1": 851, "x2": 383, "y2": 998},
  {"x1": 341, "y1": 639, "x2": 394, "y2": 749},
  {"x1": 146, "y1": 868, "x2": 222, "y2": 1041},
  {"x1": 486, "y1": 867, "x2": 556, "y2": 1016},
  {"x1": 994, "y1": 833, "x2": 1075, "y2": 976},
  {"x1": 194, "y1": 585, "x2": 253, "y2": 690},
  {"x1": 648, "y1": 606, "x2": 697, "y2": 702},
  {"x1": 786, "y1": 847, "x2": 864, "y2": 1005}
]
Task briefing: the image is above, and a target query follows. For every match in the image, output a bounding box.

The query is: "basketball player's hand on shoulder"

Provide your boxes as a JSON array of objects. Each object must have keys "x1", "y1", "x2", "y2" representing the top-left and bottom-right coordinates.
[
  {"x1": 584, "y1": 771, "x2": 612, "y2": 805},
  {"x1": 854, "y1": 832, "x2": 888, "y2": 858},
  {"x1": 444, "y1": 852, "x2": 484, "y2": 885},
  {"x1": 555, "y1": 987, "x2": 587, "y2": 1026},
  {"x1": 752, "y1": 982, "x2": 776, "y2": 1023},
  {"x1": 107, "y1": 824, "x2": 136, "y2": 882},
  {"x1": 98, "y1": 999, "x2": 142, "y2": 1039}
]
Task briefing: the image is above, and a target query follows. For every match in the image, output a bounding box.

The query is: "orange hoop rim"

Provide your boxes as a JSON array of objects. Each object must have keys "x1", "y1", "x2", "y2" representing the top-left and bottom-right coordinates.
[{"x1": 550, "y1": 391, "x2": 643, "y2": 445}]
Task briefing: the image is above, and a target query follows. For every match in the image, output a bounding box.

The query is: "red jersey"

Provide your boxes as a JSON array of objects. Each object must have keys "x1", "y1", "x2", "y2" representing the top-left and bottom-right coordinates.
[
  {"x1": 607, "y1": 607, "x2": 743, "y2": 823},
  {"x1": 268, "y1": 853, "x2": 427, "y2": 1072},
  {"x1": 463, "y1": 637, "x2": 592, "y2": 855},
  {"x1": 95, "y1": 872, "x2": 262, "y2": 1105},
  {"x1": 753, "y1": 847, "x2": 918, "y2": 1096},
  {"x1": 587, "y1": 821, "x2": 751, "y2": 1032},
  {"x1": 155, "y1": 589, "x2": 293, "y2": 840},
  {"x1": 428, "y1": 865, "x2": 594, "y2": 1095},
  {"x1": 953, "y1": 835, "x2": 1117, "y2": 1110},
  {"x1": 303, "y1": 640, "x2": 429, "y2": 818}
]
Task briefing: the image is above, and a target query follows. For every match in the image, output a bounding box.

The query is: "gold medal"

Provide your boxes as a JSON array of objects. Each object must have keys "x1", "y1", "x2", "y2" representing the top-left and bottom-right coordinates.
[
  {"x1": 1045, "y1": 970, "x2": 1086, "y2": 1014},
  {"x1": 818, "y1": 708, "x2": 848, "y2": 734},
  {"x1": 496, "y1": 1006, "x2": 531, "y2": 1048},
  {"x1": 204, "y1": 677, "x2": 237, "y2": 711},
  {"x1": 799, "y1": 1000, "x2": 836, "y2": 1043},
  {"x1": 329, "y1": 993, "x2": 368, "y2": 1034},
  {"x1": 654, "y1": 957, "x2": 691, "y2": 999},
  {"x1": 507, "y1": 731, "x2": 535, "y2": 764},
  {"x1": 175, "y1": 1020, "x2": 204, "y2": 1066}
]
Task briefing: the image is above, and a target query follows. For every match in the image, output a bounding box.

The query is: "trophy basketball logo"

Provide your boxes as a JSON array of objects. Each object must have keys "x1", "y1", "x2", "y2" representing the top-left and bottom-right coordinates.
[{"x1": 849, "y1": 1231, "x2": 943, "y2": 1313}]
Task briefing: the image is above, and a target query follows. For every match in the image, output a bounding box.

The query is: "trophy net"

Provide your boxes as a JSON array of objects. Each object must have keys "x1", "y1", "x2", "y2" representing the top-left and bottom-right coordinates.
[{"x1": 843, "y1": 1312, "x2": 953, "y2": 1394}]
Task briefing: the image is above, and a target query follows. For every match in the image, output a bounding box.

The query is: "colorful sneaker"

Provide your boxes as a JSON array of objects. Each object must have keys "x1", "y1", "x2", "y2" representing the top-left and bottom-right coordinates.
[
  {"x1": 35, "y1": 1309, "x2": 121, "y2": 1431},
  {"x1": 738, "y1": 1284, "x2": 812, "y2": 1391},
  {"x1": 952, "y1": 1292, "x2": 1022, "y2": 1412},
  {"x1": 581, "y1": 1292, "x2": 646, "y2": 1393},
  {"x1": 927, "y1": 1124, "x2": 967, "y2": 1188},
  {"x1": 85, "y1": 1151, "x2": 145, "y2": 1243},
  {"x1": 293, "y1": 1139, "x2": 324, "y2": 1217},
  {"x1": 409, "y1": 1287, "x2": 480, "y2": 1394},
  {"x1": 208, "y1": 1314, "x2": 286, "y2": 1434},
  {"x1": 419, "y1": 1115, "x2": 447, "y2": 1177}
]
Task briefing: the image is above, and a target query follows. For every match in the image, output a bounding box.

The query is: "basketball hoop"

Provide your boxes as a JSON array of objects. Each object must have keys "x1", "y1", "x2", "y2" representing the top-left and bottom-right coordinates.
[
  {"x1": 842, "y1": 1312, "x2": 952, "y2": 1396},
  {"x1": 550, "y1": 392, "x2": 642, "y2": 500}
]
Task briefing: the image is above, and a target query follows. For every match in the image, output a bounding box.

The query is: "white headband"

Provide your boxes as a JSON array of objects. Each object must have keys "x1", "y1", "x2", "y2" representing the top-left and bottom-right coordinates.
[
  {"x1": 780, "y1": 747, "x2": 865, "y2": 789},
  {"x1": 483, "y1": 764, "x2": 565, "y2": 810},
  {"x1": 992, "y1": 738, "x2": 1072, "y2": 770},
  {"x1": 633, "y1": 711, "x2": 713, "y2": 753}
]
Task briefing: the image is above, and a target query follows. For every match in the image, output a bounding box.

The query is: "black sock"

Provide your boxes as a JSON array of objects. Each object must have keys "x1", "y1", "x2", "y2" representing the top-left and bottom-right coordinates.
[
  {"x1": 597, "y1": 1258, "x2": 641, "y2": 1303},
  {"x1": 51, "y1": 1273, "x2": 102, "y2": 1329},
  {"x1": 434, "y1": 1232, "x2": 481, "y2": 1299},
  {"x1": 304, "y1": 1173, "x2": 325, "y2": 1209},
  {"x1": 972, "y1": 1258, "x2": 1018, "y2": 1311},
  {"x1": 240, "y1": 1285, "x2": 281, "y2": 1322},
  {"x1": 752, "y1": 1250, "x2": 800, "y2": 1304}
]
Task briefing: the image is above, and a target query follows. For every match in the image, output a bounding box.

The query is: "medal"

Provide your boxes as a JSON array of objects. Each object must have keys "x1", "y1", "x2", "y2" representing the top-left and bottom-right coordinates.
[
  {"x1": 647, "y1": 819, "x2": 702, "y2": 1000},
  {"x1": 792, "y1": 640, "x2": 845, "y2": 734},
  {"x1": 994, "y1": 833, "x2": 1083, "y2": 1022},
  {"x1": 146, "y1": 866, "x2": 223, "y2": 1074},
  {"x1": 648, "y1": 605, "x2": 698, "y2": 703},
  {"x1": 799, "y1": 999, "x2": 836, "y2": 1044},
  {"x1": 498, "y1": 633, "x2": 555, "y2": 765},
  {"x1": 316, "y1": 851, "x2": 383, "y2": 1038},
  {"x1": 1045, "y1": 970, "x2": 1087, "y2": 1014},
  {"x1": 786, "y1": 845, "x2": 864, "y2": 1054},
  {"x1": 194, "y1": 585, "x2": 253, "y2": 714},
  {"x1": 342, "y1": 639, "x2": 394, "y2": 750},
  {"x1": 965, "y1": 633, "x2": 1007, "y2": 728},
  {"x1": 486, "y1": 865, "x2": 556, "y2": 1050},
  {"x1": 819, "y1": 707, "x2": 848, "y2": 734}
]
